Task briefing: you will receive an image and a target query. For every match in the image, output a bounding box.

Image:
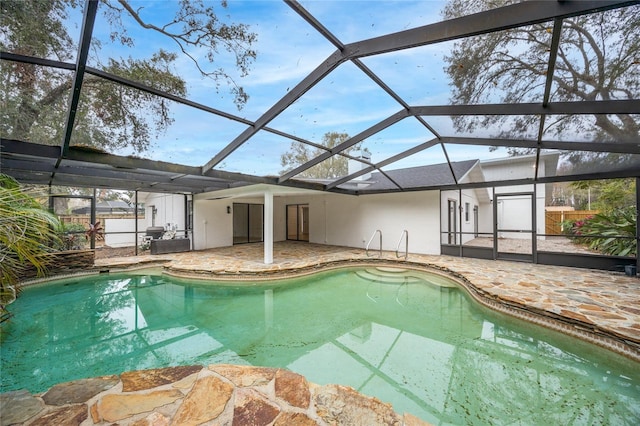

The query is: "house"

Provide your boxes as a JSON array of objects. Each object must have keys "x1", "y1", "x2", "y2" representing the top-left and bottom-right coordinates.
[
  {"x1": 138, "y1": 153, "x2": 559, "y2": 263},
  {"x1": 72, "y1": 200, "x2": 137, "y2": 215}
]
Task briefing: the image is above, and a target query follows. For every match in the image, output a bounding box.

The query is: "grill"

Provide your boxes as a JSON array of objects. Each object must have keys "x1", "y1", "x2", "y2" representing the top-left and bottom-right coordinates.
[{"x1": 145, "y1": 226, "x2": 165, "y2": 240}]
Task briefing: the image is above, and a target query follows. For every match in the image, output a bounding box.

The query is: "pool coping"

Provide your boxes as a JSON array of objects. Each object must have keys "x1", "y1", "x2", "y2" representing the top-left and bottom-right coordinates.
[{"x1": 19, "y1": 257, "x2": 640, "y2": 363}]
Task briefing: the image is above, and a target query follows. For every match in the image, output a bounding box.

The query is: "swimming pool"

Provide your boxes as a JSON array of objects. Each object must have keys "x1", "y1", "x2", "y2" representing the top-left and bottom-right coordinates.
[{"x1": 2, "y1": 267, "x2": 639, "y2": 424}]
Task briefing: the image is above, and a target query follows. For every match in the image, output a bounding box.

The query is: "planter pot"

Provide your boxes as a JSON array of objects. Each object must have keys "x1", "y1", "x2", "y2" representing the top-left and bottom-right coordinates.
[{"x1": 624, "y1": 265, "x2": 637, "y2": 277}]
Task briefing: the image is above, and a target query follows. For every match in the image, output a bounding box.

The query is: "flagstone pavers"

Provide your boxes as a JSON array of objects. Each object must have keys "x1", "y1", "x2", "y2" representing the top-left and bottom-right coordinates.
[
  {"x1": 1, "y1": 365, "x2": 430, "y2": 426},
  {"x1": 41, "y1": 376, "x2": 120, "y2": 406}
]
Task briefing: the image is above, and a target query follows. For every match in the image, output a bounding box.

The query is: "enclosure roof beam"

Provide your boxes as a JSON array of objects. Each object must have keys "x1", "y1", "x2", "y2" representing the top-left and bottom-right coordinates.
[
  {"x1": 200, "y1": 2, "x2": 351, "y2": 172},
  {"x1": 0, "y1": 52, "x2": 76, "y2": 70},
  {"x1": 285, "y1": 0, "x2": 344, "y2": 50},
  {"x1": 326, "y1": 139, "x2": 441, "y2": 190},
  {"x1": 287, "y1": 0, "x2": 439, "y2": 182},
  {"x1": 1, "y1": 139, "x2": 339, "y2": 195},
  {"x1": 287, "y1": 0, "x2": 439, "y2": 183},
  {"x1": 278, "y1": 109, "x2": 410, "y2": 183},
  {"x1": 58, "y1": 0, "x2": 98, "y2": 159},
  {"x1": 409, "y1": 100, "x2": 640, "y2": 116},
  {"x1": 357, "y1": 168, "x2": 640, "y2": 195},
  {"x1": 441, "y1": 137, "x2": 640, "y2": 154},
  {"x1": 3, "y1": 157, "x2": 231, "y2": 190},
  {"x1": 535, "y1": 17, "x2": 564, "y2": 180},
  {"x1": 202, "y1": 49, "x2": 346, "y2": 173},
  {"x1": 341, "y1": 1, "x2": 635, "y2": 59},
  {"x1": 0, "y1": 53, "x2": 345, "y2": 165}
]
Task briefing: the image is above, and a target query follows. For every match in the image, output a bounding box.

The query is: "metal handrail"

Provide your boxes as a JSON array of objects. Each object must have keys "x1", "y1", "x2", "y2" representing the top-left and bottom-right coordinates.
[
  {"x1": 395, "y1": 230, "x2": 408, "y2": 260},
  {"x1": 366, "y1": 229, "x2": 382, "y2": 257}
]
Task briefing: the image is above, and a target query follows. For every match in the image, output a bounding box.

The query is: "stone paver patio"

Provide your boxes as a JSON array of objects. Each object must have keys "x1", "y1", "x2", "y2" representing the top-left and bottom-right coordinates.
[
  {"x1": 4, "y1": 241, "x2": 638, "y2": 425},
  {"x1": 2, "y1": 365, "x2": 427, "y2": 426}
]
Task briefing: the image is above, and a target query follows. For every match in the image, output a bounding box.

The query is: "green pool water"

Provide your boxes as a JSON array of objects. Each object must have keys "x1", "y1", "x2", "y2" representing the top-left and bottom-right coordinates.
[{"x1": 1, "y1": 268, "x2": 639, "y2": 425}]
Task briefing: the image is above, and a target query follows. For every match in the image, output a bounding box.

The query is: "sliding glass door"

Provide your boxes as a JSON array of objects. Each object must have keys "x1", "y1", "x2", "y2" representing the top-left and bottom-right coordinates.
[
  {"x1": 286, "y1": 204, "x2": 309, "y2": 242},
  {"x1": 233, "y1": 203, "x2": 263, "y2": 244}
]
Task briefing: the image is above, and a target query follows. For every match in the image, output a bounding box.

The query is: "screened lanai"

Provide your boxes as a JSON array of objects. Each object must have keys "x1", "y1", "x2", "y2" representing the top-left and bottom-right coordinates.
[{"x1": 1, "y1": 0, "x2": 639, "y2": 269}]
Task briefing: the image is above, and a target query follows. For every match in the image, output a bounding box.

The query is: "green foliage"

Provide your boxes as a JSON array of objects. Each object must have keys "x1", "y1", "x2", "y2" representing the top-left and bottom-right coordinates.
[
  {"x1": 54, "y1": 222, "x2": 87, "y2": 251},
  {"x1": 280, "y1": 132, "x2": 369, "y2": 179},
  {"x1": 85, "y1": 221, "x2": 104, "y2": 243},
  {"x1": 1, "y1": 0, "x2": 257, "y2": 152},
  {"x1": 0, "y1": 174, "x2": 62, "y2": 322},
  {"x1": 570, "y1": 179, "x2": 636, "y2": 214},
  {"x1": 564, "y1": 207, "x2": 637, "y2": 257},
  {"x1": 442, "y1": 0, "x2": 639, "y2": 164}
]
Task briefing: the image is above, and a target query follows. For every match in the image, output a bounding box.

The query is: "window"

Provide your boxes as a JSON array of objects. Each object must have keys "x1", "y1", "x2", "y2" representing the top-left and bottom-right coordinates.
[
  {"x1": 187, "y1": 200, "x2": 193, "y2": 231},
  {"x1": 465, "y1": 202, "x2": 470, "y2": 222}
]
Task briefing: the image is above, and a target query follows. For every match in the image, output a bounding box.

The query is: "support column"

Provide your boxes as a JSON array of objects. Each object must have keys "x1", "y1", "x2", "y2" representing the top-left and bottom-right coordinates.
[
  {"x1": 134, "y1": 191, "x2": 139, "y2": 256},
  {"x1": 90, "y1": 188, "x2": 96, "y2": 250},
  {"x1": 636, "y1": 177, "x2": 639, "y2": 277},
  {"x1": 264, "y1": 190, "x2": 274, "y2": 264}
]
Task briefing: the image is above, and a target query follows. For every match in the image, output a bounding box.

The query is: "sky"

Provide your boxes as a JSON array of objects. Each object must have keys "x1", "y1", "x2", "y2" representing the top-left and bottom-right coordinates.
[{"x1": 70, "y1": 1, "x2": 539, "y2": 177}]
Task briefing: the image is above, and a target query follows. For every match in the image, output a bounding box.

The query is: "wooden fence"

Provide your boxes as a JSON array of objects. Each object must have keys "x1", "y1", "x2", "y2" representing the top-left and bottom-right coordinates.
[{"x1": 545, "y1": 210, "x2": 598, "y2": 235}]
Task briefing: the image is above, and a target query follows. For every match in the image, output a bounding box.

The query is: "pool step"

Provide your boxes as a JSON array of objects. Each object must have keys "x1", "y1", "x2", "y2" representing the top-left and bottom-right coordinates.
[
  {"x1": 355, "y1": 268, "x2": 422, "y2": 284},
  {"x1": 356, "y1": 268, "x2": 459, "y2": 288}
]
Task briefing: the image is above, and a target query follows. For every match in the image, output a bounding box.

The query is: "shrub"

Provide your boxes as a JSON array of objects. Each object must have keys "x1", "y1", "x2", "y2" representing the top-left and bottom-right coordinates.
[
  {"x1": 1, "y1": 174, "x2": 61, "y2": 323},
  {"x1": 55, "y1": 222, "x2": 87, "y2": 251},
  {"x1": 564, "y1": 208, "x2": 637, "y2": 257}
]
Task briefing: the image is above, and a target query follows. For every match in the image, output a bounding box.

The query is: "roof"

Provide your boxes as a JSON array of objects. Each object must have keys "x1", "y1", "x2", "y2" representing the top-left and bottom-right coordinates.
[
  {"x1": 1, "y1": 1, "x2": 638, "y2": 195},
  {"x1": 72, "y1": 200, "x2": 136, "y2": 214},
  {"x1": 341, "y1": 160, "x2": 479, "y2": 192}
]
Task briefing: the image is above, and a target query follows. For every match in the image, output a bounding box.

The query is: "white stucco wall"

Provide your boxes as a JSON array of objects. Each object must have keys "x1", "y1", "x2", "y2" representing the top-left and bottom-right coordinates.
[
  {"x1": 192, "y1": 197, "x2": 234, "y2": 249},
  {"x1": 139, "y1": 193, "x2": 187, "y2": 231},
  {"x1": 313, "y1": 191, "x2": 441, "y2": 255},
  {"x1": 440, "y1": 190, "x2": 483, "y2": 245},
  {"x1": 192, "y1": 188, "x2": 440, "y2": 255},
  {"x1": 104, "y1": 218, "x2": 146, "y2": 247},
  {"x1": 480, "y1": 156, "x2": 552, "y2": 239},
  {"x1": 494, "y1": 184, "x2": 546, "y2": 238}
]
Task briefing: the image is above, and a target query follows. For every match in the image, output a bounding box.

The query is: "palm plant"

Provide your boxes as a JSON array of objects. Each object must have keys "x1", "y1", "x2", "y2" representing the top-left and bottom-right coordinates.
[{"x1": 0, "y1": 174, "x2": 61, "y2": 322}]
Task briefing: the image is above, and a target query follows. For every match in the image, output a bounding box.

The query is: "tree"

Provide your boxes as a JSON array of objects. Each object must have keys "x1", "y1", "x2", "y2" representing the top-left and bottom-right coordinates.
[
  {"x1": 0, "y1": 174, "x2": 61, "y2": 323},
  {"x1": 280, "y1": 132, "x2": 370, "y2": 180},
  {"x1": 1, "y1": 0, "x2": 257, "y2": 153},
  {"x1": 571, "y1": 179, "x2": 636, "y2": 213},
  {"x1": 442, "y1": 1, "x2": 639, "y2": 165}
]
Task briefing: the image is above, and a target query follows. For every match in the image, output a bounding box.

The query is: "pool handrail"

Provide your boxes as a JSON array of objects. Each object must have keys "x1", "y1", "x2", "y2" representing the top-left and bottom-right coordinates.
[
  {"x1": 366, "y1": 229, "x2": 382, "y2": 258},
  {"x1": 395, "y1": 229, "x2": 408, "y2": 260}
]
